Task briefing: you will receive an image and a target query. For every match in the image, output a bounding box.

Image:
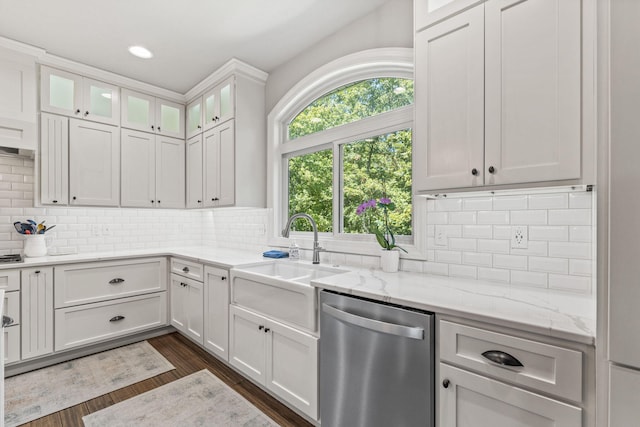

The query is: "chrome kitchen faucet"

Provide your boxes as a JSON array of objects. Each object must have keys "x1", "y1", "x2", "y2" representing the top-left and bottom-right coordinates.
[{"x1": 282, "y1": 213, "x2": 325, "y2": 264}]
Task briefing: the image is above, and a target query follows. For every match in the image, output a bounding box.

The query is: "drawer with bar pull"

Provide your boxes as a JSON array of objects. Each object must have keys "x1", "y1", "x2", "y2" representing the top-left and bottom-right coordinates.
[
  {"x1": 54, "y1": 292, "x2": 167, "y2": 351},
  {"x1": 439, "y1": 320, "x2": 583, "y2": 402},
  {"x1": 54, "y1": 258, "x2": 167, "y2": 308}
]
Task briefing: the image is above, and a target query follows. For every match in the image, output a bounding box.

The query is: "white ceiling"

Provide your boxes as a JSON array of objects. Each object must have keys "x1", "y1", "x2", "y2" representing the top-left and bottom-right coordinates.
[{"x1": 0, "y1": 0, "x2": 389, "y2": 94}]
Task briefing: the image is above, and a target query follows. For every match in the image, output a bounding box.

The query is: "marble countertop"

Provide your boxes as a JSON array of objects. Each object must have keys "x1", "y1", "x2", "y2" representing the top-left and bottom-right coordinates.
[
  {"x1": 4, "y1": 247, "x2": 596, "y2": 345},
  {"x1": 310, "y1": 267, "x2": 596, "y2": 345}
]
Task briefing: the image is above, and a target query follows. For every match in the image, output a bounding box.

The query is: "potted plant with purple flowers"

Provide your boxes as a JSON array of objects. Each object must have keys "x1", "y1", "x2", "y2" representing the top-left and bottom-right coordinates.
[{"x1": 356, "y1": 197, "x2": 407, "y2": 272}]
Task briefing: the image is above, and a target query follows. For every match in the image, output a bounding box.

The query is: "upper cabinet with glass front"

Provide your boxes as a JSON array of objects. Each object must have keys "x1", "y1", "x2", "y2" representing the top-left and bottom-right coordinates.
[
  {"x1": 187, "y1": 76, "x2": 235, "y2": 138},
  {"x1": 121, "y1": 88, "x2": 184, "y2": 138},
  {"x1": 41, "y1": 66, "x2": 119, "y2": 126}
]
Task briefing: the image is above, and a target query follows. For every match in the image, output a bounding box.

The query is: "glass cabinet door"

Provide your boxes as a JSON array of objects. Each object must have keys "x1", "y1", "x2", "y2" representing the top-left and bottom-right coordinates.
[
  {"x1": 157, "y1": 99, "x2": 185, "y2": 138},
  {"x1": 82, "y1": 78, "x2": 119, "y2": 126},
  {"x1": 218, "y1": 77, "x2": 234, "y2": 124},
  {"x1": 186, "y1": 98, "x2": 203, "y2": 139},
  {"x1": 203, "y1": 89, "x2": 217, "y2": 131},
  {"x1": 41, "y1": 66, "x2": 82, "y2": 117},
  {"x1": 121, "y1": 89, "x2": 155, "y2": 132}
]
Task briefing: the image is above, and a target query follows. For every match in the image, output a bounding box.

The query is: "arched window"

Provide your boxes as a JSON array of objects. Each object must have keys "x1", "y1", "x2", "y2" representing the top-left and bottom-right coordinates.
[{"x1": 268, "y1": 49, "x2": 425, "y2": 256}]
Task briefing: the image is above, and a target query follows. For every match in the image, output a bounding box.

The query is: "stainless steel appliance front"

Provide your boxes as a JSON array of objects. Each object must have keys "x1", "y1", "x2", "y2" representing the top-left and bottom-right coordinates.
[{"x1": 320, "y1": 290, "x2": 434, "y2": 427}]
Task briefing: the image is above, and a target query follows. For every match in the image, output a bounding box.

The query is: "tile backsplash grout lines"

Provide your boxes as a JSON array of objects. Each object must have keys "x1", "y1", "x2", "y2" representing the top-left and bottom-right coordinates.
[
  {"x1": 423, "y1": 190, "x2": 595, "y2": 294},
  {"x1": 0, "y1": 153, "x2": 594, "y2": 296}
]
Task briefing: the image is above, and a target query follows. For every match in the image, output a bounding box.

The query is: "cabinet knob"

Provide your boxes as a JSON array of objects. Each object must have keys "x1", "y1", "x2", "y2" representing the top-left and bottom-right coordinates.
[
  {"x1": 442, "y1": 379, "x2": 450, "y2": 389},
  {"x1": 197, "y1": 125, "x2": 202, "y2": 129},
  {"x1": 35, "y1": 270, "x2": 40, "y2": 274},
  {"x1": 471, "y1": 168, "x2": 479, "y2": 176},
  {"x1": 151, "y1": 125, "x2": 155, "y2": 130},
  {"x1": 52, "y1": 200, "x2": 58, "y2": 203},
  {"x1": 197, "y1": 200, "x2": 202, "y2": 203},
  {"x1": 157, "y1": 127, "x2": 161, "y2": 132},
  {"x1": 264, "y1": 328, "x2": 271, "y2": 333},
  {"x1": 221, "y1": 276, "x2": 226, "y2": 281},
  {"x1": 157, "y1": 200, "x2": 161, "y2": 204},
  {"x1": 84, "y1": 111, "x2": 89, "y2": 117},
  {"x1": 214, "y1": 116, "x2": 219, "y2": 121},
  {"x1": 75, "y1": 109, "x2": 81, "y2": 114},
  {"x1": 73, "y1": 196, "x2": 77, "y2": 201},
  {"x1": 258, "y1": 325, "x2": 264, "y2": 331},
  {"x1": 151, "y1": 200, "x2": 155, "y2": 203},
  {"x1": 488, "y1": 166, "x2": 496, "y2": 174}
]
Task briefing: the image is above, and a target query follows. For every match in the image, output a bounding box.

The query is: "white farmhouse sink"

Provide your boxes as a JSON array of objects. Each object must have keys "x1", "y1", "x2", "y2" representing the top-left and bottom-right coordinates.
[{"x1": 230, "y1": 261, "x2": 348, "y2": 332}]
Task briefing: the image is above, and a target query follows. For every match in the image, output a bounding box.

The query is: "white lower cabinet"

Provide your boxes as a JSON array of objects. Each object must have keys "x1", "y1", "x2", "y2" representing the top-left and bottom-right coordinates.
[
  {"x1": 609, "y1": 364, "x2": 640, "y2": 426},
  {"x1": 439, "y1": 363, "x2": 582, "y2": 427},
  {"x1": 229, "y1": 305, "x2": 318, "y2": 419},
  {"x1": 203, "y1": 266, "x2": 229, "y2": 360},
  {"x1": 4, "y1": 326, "x2": 20, "y2": 364},
  {"x1": 21, "y1": 267, "x2": 54, "y2": 360},
  {"x1": 170, "y1": 274, "x2": 204, "y2": 345}
]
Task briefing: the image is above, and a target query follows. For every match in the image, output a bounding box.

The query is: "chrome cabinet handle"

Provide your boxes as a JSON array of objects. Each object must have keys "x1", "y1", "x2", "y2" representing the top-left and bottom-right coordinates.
[
  {"x1": 481, "y1": 350, "x2": 523, "y2": 367},
  {"x1": 2, "y1": 315, "x2": 14, "y2": 327},
  {"x1": 109, "y1": 315, "x2": 125, "y2": 322},
  {"x1": 109, "y1": 278, "x2": 125, "y2": 284},
  {"x1": 322, "y1": 303, "x2": 424, "y2": 340}
]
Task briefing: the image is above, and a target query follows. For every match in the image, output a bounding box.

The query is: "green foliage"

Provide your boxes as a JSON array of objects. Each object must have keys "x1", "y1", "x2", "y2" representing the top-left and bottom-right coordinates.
[
  {"x1": 289, "y1": 78, "x2": 414, "y2": 140},
  {"x1": 287, "y1": 77, "x2": 413, "y2": 237}
]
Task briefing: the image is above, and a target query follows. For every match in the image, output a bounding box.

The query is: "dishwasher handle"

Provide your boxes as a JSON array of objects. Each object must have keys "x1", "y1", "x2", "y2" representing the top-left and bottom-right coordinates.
[{"x1": 322, "y1": 303, "x2": 424, "y2": 340}]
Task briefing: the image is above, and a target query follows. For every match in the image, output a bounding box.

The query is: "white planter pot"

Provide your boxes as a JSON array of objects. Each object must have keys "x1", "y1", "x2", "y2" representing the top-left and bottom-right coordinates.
[
  {"x1": 380, "y1": 249, "x2": 400, "y2": 273},
  {"x1": 23, "y1": 235, "x2": 47, "y2": 257}
]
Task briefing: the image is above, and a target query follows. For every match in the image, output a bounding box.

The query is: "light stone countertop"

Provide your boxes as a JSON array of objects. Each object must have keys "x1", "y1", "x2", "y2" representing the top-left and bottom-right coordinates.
[
  {"x1": 6, "y1": 247, "x2": 596, "y2": 345},
  {"x1": 310, "y1": 267, "x2": 596, "y2": 345}
]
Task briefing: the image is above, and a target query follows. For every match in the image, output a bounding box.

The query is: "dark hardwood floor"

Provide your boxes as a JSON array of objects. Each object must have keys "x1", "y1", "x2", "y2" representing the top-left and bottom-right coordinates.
[{"x1": 19, "y1": 332, "x2": 313, "y2": 427}]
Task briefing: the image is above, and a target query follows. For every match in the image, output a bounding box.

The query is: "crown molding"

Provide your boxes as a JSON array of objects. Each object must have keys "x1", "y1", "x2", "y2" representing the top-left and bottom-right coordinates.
[
  {"x1": 0, "y1": 36, "x2": 46, "y2": 57},
  {"x1": 184, "y1": 58, "x2": 268, "y2": 101}
]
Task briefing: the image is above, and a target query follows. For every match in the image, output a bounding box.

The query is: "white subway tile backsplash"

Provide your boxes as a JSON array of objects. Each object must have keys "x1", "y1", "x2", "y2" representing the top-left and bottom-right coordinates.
[
  {"x1": 478, "y1": 268, "x2": 510, "y2": 283},
  {"x1": 449, "y1": 264, "x2": 477, "y2": 279},
  {"x1": 569, "y1": 259, "x2": 593, "y2": 277},
  {"x1": 549, "y1": 274, "x2": 591, "y2": 293},
  {"x1": 493, "y1": 195, "x2": 527, "y2": 210},
  {"x1": 463, "y1": 225, "x2": 492, "y2": 239},
  {"x1": 463, "y1": 252, "x2": 492, "y2": 266},
  {"x1": 528, "y1": 194, "x2": 568, "y2": 209},
  {"x1": 463, "y1": 197, "x2": 493, "y2": 211},
  {"x1": 511, "y1": 271, "x2": 548, "y2": 288},
  {"x1": 549, "y1": 209, "x2": 591, "y2": 225},
  {"x1": 569, "y1": 226, "x2": 592, "y2": 242},
  {"x1": 436, "y1": 250, "x2": 462, "y2": 264},
  {"x1": 477, "y1": 211, "x2": 510, "y2": 225},
  {"x1": 511, "y1": 210, "x2": 547, "y2": 225},
  {"x1": 493, "y1": 254, "x2": 528, "y2": 271},
  {"x1": 424, "y1": 262, "x2": 449, "y2": 276},
  {"x1": 477, "y1": 239, "x2": 510, "y2": 254},
  {"x1": 529, "y1": 226, "x2": 568, "y2": 242},
  {"x1": 428, "y1": 212, "x2": 448, "y2": 224},
  {"x1": 510, "y1": 241, "x2": 548, "y2": 257},
  {"x1": 529, "y1": 257, "x2": 569, "y2": 274},
  {"x1": 569, "y1": 192, "x2": 593, "y2": 209},
  {"x1": 549, "y1": 242, "x2": 591, "y2": 259},
  {"x1": 401, "y1": 259, "x2": 424, "y2": 273},
  {"x1": 449, "y1": 212, "x2": 477, "y2": 225},
  {"x1": 435, "y1": 198, "x2": 462, "y2": 212},
  {"x1": 492, "y1": 226, "x2": 511, "y2": 240}
]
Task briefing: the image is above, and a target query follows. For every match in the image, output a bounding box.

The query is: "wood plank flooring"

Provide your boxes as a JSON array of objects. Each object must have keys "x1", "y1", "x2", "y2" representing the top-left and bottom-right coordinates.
[{"x1": 18, "y1": 332, "x2": 313, "y2": 427}]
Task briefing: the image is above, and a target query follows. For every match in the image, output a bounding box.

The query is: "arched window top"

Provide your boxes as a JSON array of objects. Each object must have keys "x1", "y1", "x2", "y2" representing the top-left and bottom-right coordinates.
[{"x1": 287, "y1": 77, "x2": 414, "y2": 140}]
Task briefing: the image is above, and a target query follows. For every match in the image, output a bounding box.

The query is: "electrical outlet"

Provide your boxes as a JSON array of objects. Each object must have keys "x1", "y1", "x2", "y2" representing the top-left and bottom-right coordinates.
[
  {"x1": 103, "y1": 225, "x2": 112, "y2": 236},
  {"x1": 435, "y1": 226, "x2": 447, "y2": 246},
  {"x1": 511, "y1": 226, "x2": 528, "y2": 249},
  {"x1": 91, "y1": 224, "x2": 101, "y2": 236}
]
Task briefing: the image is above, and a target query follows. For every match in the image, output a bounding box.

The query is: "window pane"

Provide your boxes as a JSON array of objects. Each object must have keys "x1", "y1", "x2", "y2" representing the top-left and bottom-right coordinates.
[
  {"x1": 288, "y1": 78, "x2": 414, "y2": 140},
  {"x1": 288, "y1": 149, "x2": 333, "y2": 232},
  {"x1": 342, "y1": 129, "x2": 412, "y2": 236}
]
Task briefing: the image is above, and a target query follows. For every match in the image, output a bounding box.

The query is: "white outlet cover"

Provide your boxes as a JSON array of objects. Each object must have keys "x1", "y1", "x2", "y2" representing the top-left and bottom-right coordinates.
[
  {"x1": 435, "y1": 226, "x2": 447, "y2": 246},
  {"x1": 511, "y1": 225, "x2": 528, "y2": 249}
]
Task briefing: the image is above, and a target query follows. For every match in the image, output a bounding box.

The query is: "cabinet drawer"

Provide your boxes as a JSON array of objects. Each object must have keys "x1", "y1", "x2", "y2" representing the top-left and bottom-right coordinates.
[
  {"x1": 170, "y1": 258, "x2": 203, "y2": 282},
  {"x1": 4, "y1": 324, "x2": 20, "y2": 364},
  {"x1": 54, "y1": 258, "x2": 167, "y2": 308},
  {"x1": 54, "y1": 292, "x2": 167, "y2": 351},
  {"x1": 3, "y1": 291, "x2": 19, "y2": 325},
  {"x1": 439, "y1": 320, "x2": 583, "y2": 402},
  {"x1": 0, "y1": 270, "x2": 19, "y2": 292}
]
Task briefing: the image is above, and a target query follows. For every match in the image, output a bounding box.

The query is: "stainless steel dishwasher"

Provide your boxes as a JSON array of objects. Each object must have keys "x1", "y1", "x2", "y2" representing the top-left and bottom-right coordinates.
[{"x1": 320, "y1": 290, "x2": 434, "y2": 427}]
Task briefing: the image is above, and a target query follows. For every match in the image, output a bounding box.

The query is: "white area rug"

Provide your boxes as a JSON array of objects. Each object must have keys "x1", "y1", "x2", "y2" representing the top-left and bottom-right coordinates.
[
  {"x1": 4, "y1": 341, "x2": 175, "y2": 427},
  {"x1": 83, "y1": 369, "x2": 279, "y2": 427}
]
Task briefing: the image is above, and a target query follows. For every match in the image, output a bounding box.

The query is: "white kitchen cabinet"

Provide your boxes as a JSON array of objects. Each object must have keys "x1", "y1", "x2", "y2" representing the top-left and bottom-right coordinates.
[
  {"x1": 0, "y1": 47, "x2": 37, "y2": 150},
  {"x1": 40, "y1": 113, "x2": 69, "y2": 205},
  {"x1": 186, "y1": 134, "x2": 203, "y2": 208},
  {"x1": 121, "y1": 129, "x2": 185, "y2": 208},
  {"x1": 41, "y1": 66, "x2": 120, "y2": 126},
  {"x1": 4, "y1": 326, "x2": 20, "y2": 364},
  {"x1": 204, "y1": 266, "x2": 229, "y2": 361},
  {"x1": 229, "y1": 305, "x2": 318, "y2": 419},
  {"x1": 121, "y1": 88, "x2": 184, "y2": 138},
  {"x1": 415, "y1": 0, "x2": 483, "y2": 31},
  {"x1": 414, "y1": 0, "x2": 582, "y2": 192},
  {"x1": 170, "y1": 274, "x2": 204, "y2": 345},
  {"x1": 203, "y1": 76, "x2": 234, "y2": 131},
  {"x1": 439, "y1": 363, "x2": 582, "y2": 427},
  {"x1": 69, "y1": 118, "x2": 120, "y2": 206},
  {"x1": 2, "y1": 270, "x2": 20, "y2": 364},
  {"x1": 186, "y1": 97, "x2": 203, "y2": 139},
  {"x1": 609, "y1": 365, "x2": 640, "y2": 427},
  {"x1": 204, "y1": 120, "x2": 235, "y2": 207},
  {"x1": 21, "y1": 267, "x2": 54, "y2": 360}
]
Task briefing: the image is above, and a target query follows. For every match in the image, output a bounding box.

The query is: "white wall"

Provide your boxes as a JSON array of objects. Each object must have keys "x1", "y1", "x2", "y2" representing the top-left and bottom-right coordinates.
[{"x1": 265, "y1": 0, "x2": 413, "y2": 112}]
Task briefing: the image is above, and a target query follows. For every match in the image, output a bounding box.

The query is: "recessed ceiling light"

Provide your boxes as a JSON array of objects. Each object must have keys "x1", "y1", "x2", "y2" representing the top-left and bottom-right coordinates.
[{"x1": 128, "y1": 45, "x2": 153, "y2": 59}]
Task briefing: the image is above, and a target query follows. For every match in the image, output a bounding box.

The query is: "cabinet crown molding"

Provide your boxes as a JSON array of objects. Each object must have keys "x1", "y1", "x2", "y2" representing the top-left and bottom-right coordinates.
[
  {"x1": 185, "y1": 58, "x2": 268, "y2": 102},
  {"x1": 0, "y1": 36, "x2": 45, "y2": 58}
]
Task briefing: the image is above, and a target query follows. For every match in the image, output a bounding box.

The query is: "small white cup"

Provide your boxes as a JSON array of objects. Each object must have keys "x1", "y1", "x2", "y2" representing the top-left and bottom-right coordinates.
[{"x1": 23, "y1": 235, "x2": 48, "y2": 257}]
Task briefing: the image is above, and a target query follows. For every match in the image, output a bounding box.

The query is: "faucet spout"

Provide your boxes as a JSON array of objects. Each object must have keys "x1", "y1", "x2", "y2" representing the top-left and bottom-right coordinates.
[{"x1": 282, "y1": 213, "x2": 324, "y2": 264}]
